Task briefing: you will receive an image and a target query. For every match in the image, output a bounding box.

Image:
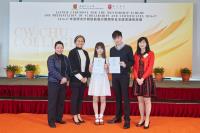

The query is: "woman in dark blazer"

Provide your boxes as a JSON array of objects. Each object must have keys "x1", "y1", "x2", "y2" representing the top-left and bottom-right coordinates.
[
  {"x1": 47, "y1": 41, "x2": 71, "y2": 128},
  {"x1": 68, "y1": 35, "x2": 90, "y2": 125}
]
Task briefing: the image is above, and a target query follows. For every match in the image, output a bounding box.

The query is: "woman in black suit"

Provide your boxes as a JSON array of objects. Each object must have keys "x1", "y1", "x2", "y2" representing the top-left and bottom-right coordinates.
[{"x1": 68, "y1": 35, "x2": 90, "y2": 125}]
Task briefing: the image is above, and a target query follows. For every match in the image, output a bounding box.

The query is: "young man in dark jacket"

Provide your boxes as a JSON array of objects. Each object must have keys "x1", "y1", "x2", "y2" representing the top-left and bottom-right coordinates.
[{"x1": 108, "y1": 30, "x2": 134, "y2": 129}]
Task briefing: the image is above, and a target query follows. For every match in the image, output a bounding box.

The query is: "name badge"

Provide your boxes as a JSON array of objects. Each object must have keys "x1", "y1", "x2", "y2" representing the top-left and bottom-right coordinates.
[{"x1": 143, "y1": 53, "x2": 149, "y2": 58}]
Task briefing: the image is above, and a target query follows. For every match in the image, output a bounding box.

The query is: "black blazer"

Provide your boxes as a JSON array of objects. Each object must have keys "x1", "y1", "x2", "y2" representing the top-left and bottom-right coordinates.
[{"x1": 68, "y1": 48, "x2": 90, "y2": 87}]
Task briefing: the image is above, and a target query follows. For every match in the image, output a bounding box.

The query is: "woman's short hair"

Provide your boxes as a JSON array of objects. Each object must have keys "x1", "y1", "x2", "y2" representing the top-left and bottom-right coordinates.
[
  {"x1": 74, "y1": 35, "x2": 85, "y2": 43},
  {"x1": 54, "y1": 41, "x2": 64, "y2": 48}
]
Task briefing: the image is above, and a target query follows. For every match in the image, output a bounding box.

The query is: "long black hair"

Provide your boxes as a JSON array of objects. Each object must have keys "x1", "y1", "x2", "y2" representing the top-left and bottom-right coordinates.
[
  {"x1": 136, "y1": 37, "x2": 150, "y2": 55},
  {"x1": 92, "y1": 42, "x2": 106, "y2": 64}
]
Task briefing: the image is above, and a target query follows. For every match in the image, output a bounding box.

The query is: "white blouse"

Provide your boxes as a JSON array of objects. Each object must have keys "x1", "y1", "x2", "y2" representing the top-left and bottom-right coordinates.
[{"x1": 75, "y1": 49, "x2": 86, "y2": 80}]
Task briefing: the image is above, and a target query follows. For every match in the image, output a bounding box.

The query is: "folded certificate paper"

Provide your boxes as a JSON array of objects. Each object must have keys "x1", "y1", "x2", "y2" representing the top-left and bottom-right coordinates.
[
  {"x1": 92, "y1": 58, "x2": 105, "y2": 74},
  {"x1": 109, "y1": 57, "x2": 120, "y2": 73}
]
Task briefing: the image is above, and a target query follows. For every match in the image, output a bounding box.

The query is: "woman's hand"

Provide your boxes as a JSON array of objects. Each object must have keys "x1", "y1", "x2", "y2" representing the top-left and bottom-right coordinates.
[
  {"x1": 136, "y1": 78, "x2": 140, "y2": 84},
  {"x1": 81, "y1": 77, "x2": 85, "y2": 83},
  {"x1": 140, "y1": 78, "x2": 144, "y2": 83},
  {"x1": 89, "y1": 64, "x2": 93, "y2": 72},
  {"x1": 136, "y1": 78, "x2": 144, "y2": 86},
  {"x1": 104, "y1": 64, "x2": 108, "y2": 69},
  {"x1": 84, "y1": 78, "x2": 88, "y2": 83},
  {"x1": 60, "y1": 77, "x2": 67, "y2": 84},
  {"x1": 81, "y1": 77, "x2": 87, "y2": 83},
  {"x1": 104, "y1": 64, "x2": 109, "y2": 73}
]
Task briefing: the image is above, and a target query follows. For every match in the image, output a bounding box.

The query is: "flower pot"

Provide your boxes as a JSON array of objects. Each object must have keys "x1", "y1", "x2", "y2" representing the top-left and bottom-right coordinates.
[
  {"x1": 181, "y1": 73, "x2": 190, "y2": 82},
  {"x1": 26, "y1": 71, "x2": 34, "y2": 79},
  {"x1": 6, "y1": 71, "x2": 15, "y2": 79},
  {"x1": 154, "y1": 73, "x2": 163, "y2": 81}
]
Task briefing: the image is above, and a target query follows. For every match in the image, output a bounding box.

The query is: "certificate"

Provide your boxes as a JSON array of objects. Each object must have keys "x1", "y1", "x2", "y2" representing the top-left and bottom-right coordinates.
[
  {"x1": 92, "y1": 58, "x2": 105, "y2": 74},
  {"x1": 109, "y1": 57, "x2": 120, "y2": 73}
]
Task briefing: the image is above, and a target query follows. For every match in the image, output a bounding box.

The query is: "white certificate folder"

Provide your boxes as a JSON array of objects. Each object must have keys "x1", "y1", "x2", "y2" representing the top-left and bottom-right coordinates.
[{"x1": 109, "y1": 57, "x2": 120, "y2": 73}]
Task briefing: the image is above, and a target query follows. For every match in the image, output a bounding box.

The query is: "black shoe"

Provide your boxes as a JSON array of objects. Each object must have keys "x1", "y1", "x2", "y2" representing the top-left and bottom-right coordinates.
[
  {"x1": 78, "y1": 118, "x2": 85, "y2": 123},
  {"x1": 136, "y1": 121, "x2": 145, "y2": 127},
  {"x1": 73, "y1": 118, "x2": 80, "y2": 125},
  {"x1": 48, "y1": 123, "x2": 56, "y2": 128},
  {"x1": 144, "y1": 121, "x2": 150, "y2": 129},
  {"x1": 107, "y1": 117, "x2": 122, "y2": 124},
  {"x1": 56, "y1": 120, "x2": 66, "y2": 124},
  {"x1": 123, "y1": 121, "x2": 130, "y2": 129}
]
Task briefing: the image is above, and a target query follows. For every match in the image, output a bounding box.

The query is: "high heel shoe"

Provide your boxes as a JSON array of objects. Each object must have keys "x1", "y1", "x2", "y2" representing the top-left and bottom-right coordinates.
[
  {"x1": 73, "y1": 118, "x2": 80, "y2": 125},
  {"x1": 78, "y1": 118, "x2": 85, "y2": 123},
  {"x1": 144, "y1": 121, "x2": 150, "y2": 129},
  {"x1": 136, "y1": 121, "x2": 145, "y2": 127},
  {"x1": 77, "y1": 114, "x2": 85, "y2": 123}
]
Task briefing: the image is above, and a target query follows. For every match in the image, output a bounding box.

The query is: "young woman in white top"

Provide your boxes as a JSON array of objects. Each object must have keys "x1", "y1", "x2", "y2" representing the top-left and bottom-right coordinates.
[{"x1": 88, "y1": 42, "x2": 111, "y2": 125}]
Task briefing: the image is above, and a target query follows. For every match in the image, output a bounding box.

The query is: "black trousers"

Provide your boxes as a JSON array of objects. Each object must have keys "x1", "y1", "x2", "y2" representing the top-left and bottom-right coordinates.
[
  {"x1": 112, "y1": 75, "x2": 130, "y2": 121},
  {"x1": 48, "y1": 81, "x2": 66, "y2": 124},
  {"x1": 70, "y1": 85, "x2": 85, "y2": 115}
]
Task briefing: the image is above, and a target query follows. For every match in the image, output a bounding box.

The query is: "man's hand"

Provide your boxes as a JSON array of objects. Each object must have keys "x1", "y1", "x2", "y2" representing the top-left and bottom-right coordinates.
[{"x1": 120, "y1": 61, "x2": 126, "y2": 68}]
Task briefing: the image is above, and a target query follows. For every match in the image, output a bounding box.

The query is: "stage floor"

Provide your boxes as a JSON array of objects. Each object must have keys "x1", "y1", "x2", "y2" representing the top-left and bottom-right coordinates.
[
  {"x1": 0, "y1": 77, "x2": 200, "y2": 88},
  {"x1": 1, "y1": 77, "x2": 200, "y2": 116},
  {"x1": 0, "y1": 113, "x2": 200, "y2": 133}
]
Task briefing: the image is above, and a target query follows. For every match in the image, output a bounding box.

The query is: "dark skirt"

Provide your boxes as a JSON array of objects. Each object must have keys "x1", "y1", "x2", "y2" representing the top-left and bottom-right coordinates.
[
  {"x1": 133, "y1": 55, "x2": 156, "y2": 97},
  {"x1": 133, "y1": 75, "x2": 156, "y2": 97}
]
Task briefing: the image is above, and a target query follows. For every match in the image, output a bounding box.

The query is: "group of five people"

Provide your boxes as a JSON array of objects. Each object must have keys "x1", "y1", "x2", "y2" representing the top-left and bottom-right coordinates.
[{"x1": 47, "y1": 30, "x2": 156, "y2": 129}]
